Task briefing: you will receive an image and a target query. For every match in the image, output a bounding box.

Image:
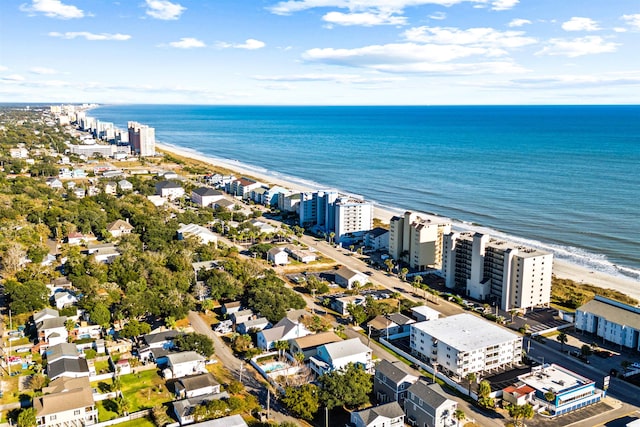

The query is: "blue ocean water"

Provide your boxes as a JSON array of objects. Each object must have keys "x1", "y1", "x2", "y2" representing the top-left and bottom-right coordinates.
[{"x1": 91, "y1": 105, "x2": 640, "y2": 280}]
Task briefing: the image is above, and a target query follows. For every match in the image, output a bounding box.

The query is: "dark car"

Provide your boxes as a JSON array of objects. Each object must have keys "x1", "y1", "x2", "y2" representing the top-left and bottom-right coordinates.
[{"x1": 595, "y1": 350, "x2": 615, "y2": 358}]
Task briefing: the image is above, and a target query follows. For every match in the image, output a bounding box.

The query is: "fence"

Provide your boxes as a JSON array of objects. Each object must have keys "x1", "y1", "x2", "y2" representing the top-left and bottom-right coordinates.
[{"x1": 92, "y1": 408, "x2": 152, "y2": 427}]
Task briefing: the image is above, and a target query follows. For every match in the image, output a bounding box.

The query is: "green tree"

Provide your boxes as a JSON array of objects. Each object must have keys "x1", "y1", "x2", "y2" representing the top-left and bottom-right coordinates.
[
  {"x1": 4, "y1": 279, "x2": 49, "y2": 314},
  {"x1": 120, "y1": 319, "x2": 151, "y2": 339},
  {"x1": 89, "y1": 303, "x2": 111, "y2": 328},
  {"x1": 274, "y1": 340, "x2": 289, "y2": 360},
  {"x1": 281, "y1": 383, "x2": 319, "y2": 421},
  {"x1": 347, "y1": 303, "x2": 368, "y2": 325},
  {"x1": 399, "y1": 267, "x2": 408, "y2": 281},
  {"x1": 506, "y1": 403, "x2": 534, "y2": 427},
  {"x1": 384, "y1": 258, "x2": 394, "y2": 273},
  {"x1": 477, "y1": 380, "x2": 495, "y2": 408},
  {"x1": 16, "y1": 407, "x2": 36, "y2": 427},
  {"x1": 319, "y1": 363, "x2": 372, "y2": 410},
  {"x1": 174, "y1": 332, "x2": 215, "y2": 357},
  {"x1": 556, "y1": 332, "x2": 568, "y2": 353},
  {"x1": 454, "y1": 409, "x2": 466, "y2": 427},
  {"x1": 581, "y1": 344, "x2": 593, "y2": 359},
  {"x1": 544, "y1": 390, "x2": 556, "y2": 411}
]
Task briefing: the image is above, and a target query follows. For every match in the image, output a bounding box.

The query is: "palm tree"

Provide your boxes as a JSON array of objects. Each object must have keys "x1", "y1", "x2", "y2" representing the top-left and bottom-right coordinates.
[
  {"x1": 454, "y1": 409, "x2": 466, "y2": 427},
  {"x1": 556, "y1": 332, "x2": 568, "y2": 353},
  {"x1": 293, "y1": 352, "x2": 305, "y2": 366},
  {"x1": 384, "y1": 258, "x2": 394, "y2": 273},
  {"x1": 544, "y1": 390, "x2": 556, "y2": 412},
  {"x1": 399, "y1": 267, "x2": 408, "y2": 281},
  {"x1": 465, "y1": 372, "x2": 476, "y2": 396},
  {"x1": 412, "y1": 275, "x2": 424, "y2": 296},
  {"x1": 274, "y1": 340, "x2": 289, "y2": 361},
  {"x1": 328, "y1": 232, "x2": 335, "y2": 245}
]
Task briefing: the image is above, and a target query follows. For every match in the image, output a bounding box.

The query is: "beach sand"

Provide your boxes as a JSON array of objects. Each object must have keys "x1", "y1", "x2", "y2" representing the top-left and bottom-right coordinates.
[{"x1": 157, "y1": 142, "x2": 640, "y2": 302}]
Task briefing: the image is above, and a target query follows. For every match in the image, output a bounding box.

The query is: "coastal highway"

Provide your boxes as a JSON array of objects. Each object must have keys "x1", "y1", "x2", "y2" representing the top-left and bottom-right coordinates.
[{"x1": 297, "y1": 233, "x2": 465, "y2": 317}]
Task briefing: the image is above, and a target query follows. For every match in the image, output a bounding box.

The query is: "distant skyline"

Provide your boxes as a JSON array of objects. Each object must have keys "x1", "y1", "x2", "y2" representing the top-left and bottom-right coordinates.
[{"x1": 1, "y1": 0, "x2": 640, "y2": 105}]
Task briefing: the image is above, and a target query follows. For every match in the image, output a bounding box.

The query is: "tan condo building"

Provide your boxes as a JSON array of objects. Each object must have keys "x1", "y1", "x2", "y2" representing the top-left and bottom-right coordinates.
[{"x1": 389, "y1": 211, "x2": 451, "y2": 271}]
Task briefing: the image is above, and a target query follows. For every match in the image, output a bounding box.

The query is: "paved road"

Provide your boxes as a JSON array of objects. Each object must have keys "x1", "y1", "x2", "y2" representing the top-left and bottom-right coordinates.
[{"x1": 187, "y1": 311, "x2": 301, "y2": 425}]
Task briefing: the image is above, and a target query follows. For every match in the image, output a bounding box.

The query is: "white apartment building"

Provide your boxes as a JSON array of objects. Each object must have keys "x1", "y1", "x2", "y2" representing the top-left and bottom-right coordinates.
[
  {"x1": 128, "y1": 121, "x2": 156, "y2": 157},
  {"x1": 410, "y1": 313, "x2": 522, "y2": 378},
  {"x1": 442, "y1": 232, "x2": 552, "y2": 311},
  {"x1": 334, "y1": 196, "x2": 373, "y2": 242},
  {"x1": 389, "y1": 212, "x2": 451, "y2": 271},
  {"x1": 298, "y1": 190, "x2": 338, "y2": 229},
  {"x1": 576, "y1": 296, "x2": 640, "y2": 350}
]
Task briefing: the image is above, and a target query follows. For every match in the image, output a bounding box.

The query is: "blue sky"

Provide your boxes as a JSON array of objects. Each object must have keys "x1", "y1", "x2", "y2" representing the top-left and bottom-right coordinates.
[{"x1": 1, "y1": 0, "x2": 639, "y2": 105}]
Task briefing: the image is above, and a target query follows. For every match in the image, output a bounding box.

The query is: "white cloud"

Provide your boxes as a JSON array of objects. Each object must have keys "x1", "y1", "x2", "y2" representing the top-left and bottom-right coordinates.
[
  {"x1": 253, "y1": 73, "x2": 404, "y2": 84},
  {"x1": 168, "y1": 38, "x2": 206, "y2": 49},
  {"x1": 30, "y1": 67, "x2": 57, "y2": 74},
  {"x1": 510, "y1": 73, "x2": 640, "y2": 89},
  {"x1": 323, "y1": 11, "x2": 406, "y2": 26},
  {"x1": 621, "y1": 14, "x2": 640, "y2": 30},
  {"x1": 0, "y1": 66, "x2": 8, "y2": 72},
  {"x1": 20, "y1": 0, "x2": 84, "y2": 19},
  {"x1": 562, "y1": 17, "x2": 600, "y2": 32},
  {"x1": 491, "y1": 0, "x2": 518, "y2": 11},
  {"x1": 145, "y1": 0, "x2": 185, "y2": 20},
  {"x1": 429, "y1": 11, "x2": 447, "y2": 20},
  {"x1": 1, "y1": 74, "x2": 26, "y2": 82},
  {"x1": 537, "y1": 36, "x2": 618, "y2": 57},
  {"x1": 403, "y1": 26, "x2": 536, "y2": 49},
  {"x1": 508, "y1": 18, "x2": 531, "y2": 28},
  {"x1": 218, "y1": 39, "x2": 266, "y2": 50},
  {"x1": 48, "y1": 31, "x2": 131, "y2": 41},
  {"x1": 269, "y1": 0, "x2": 519, "y2": 17}
]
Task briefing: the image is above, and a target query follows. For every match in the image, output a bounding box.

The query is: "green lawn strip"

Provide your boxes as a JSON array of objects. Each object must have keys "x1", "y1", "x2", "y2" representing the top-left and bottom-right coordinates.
[
  {"x1": 119, "y1": 370, "x2": 173, "y2": 411},
  {"x1": 113, "y1": 417, "x2": 156, "y2": 427}
]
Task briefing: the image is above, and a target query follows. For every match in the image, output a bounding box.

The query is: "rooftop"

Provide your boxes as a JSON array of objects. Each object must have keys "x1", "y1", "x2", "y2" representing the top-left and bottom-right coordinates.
[
  {"x1": 577, "y1": 296, "x2": 640, "y2": 331},
  {"x1": 375, "y1": 359, "x2": 418, "y2": 385},
  {"x1": 34, "y1": 386, "x2": 94, "y2": 416},
  {"x1": 407, "y1": 381, "x2": 453, "y2": 409},
  {"x1": 518, "y1": 364, "x2": 593, "y2": 394},
  {"x1": 292, "y1": 331, "x2": 342, "y2": 350},
  {"x1": 352, "y1": 401, "x2": 404, "y2": 425},
  {"x1": 412, "y1": 313, "x2": 520, "y2": 351},
  {"x1": 322, "y1": 337, "x2": 370, "y2": 360}
]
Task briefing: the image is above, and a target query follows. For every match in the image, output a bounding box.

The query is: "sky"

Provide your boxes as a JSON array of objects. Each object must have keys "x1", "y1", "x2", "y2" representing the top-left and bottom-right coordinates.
[{"x1": 1, "y1": 0, "x2": 640, "y2": 105}]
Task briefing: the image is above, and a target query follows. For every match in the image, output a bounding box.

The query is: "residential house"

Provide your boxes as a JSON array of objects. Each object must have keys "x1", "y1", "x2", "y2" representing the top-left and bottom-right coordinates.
[
  {"x1": 34, "y1": 308, "x2": 60, "y2": 324},
  {"x1": 236, "y1": 317, "x2": 270, "y2": 335},
  {"x1": 34, "y1": 377, "x2": 97, "y2": 427},
  {"x1": 106, "y1": 219, "x2": 134, "y2": 237},
  {"x1": 66, "y1": 232, "x2": 94, "y2": 246},
  {"x1": 138, "y1": 330, "x2": 180, "y2": 362},
  {"x1": 214, "y1": 198, "x2": 236, "y2": 211},
  {"x1": 335, "y1": 266, "x2": 368, "y2": 290},
  {"x1": 289, "y1": 331, "x2": 343, "y2": 361},
  {"x1": 350, "y1": 401, "x2": 405, "y2": 427},
  {"x1": 51, "y1": 291, "x2": 77, "y2": 310},
  {"x1": 47, "y1": 357, "x2": 90, "y2": 381},
  {"x1": 310, "y1": 337, "x2": 373, "y2": 376},
  {"x1": 374, "y1": 360, "x2": 419, "y2": 406},
  {"x1": 177, "y1": 223, "x2": 218, "y2": 246},
  {"x1": 189, "y1": 415, "x2": 248, "y2": 427},
  {"x1": 72, "y1": 187, "x2": 86, "y2": 199},
  {"x1": 43, "y1": 343, "x2": 80, "y2": 364},
  {"x1": 405, "y1": 381, "x2": 457, "y2": 427},
  {"x1": 86, "y1": 243, "x2": 120, "y2": 264},
  {"x1": 267, "y1": 247, "x2": 288, "y2": 266},
  {"x1": 166, "y1": 351, "x2": 207, "y2": 379},
  {"x1": 10, "y1": 147, "x2": 29, "y2": 158},
  {"x1": 230, "y1": 309, "x2": 255, "y2": 326},
  {"x1": 192, "y1": 187, "x2": 224, "y2": 207},
  {"x1": 117, "y1": 179, "x2": 133, "y2": 191},
  {"x1": 46, "y1": 177, "x2": 63, "y2": 189},
  {"x1": 249, "y1": 219, "x2": 276, "y2": 234},
  {"x1": 174, "y1": 373, "x2": 221, "y2": 399},
  {"x1": 285, "y1": 246, "x2": 317, "y2": 263},
  {"x1": 367, "y1": 316, "x2": 400, "y2": 338},
  {"x1": 155, "y1": 180, "x2": 185, "y2": 200},
  {"x1": 115, "y1": 358, "x2": 131, "y2": 375},
  {"x1": 331, "y1": 295, "x2": 366, "y2": 317},
  {"x1": 364, "y1": 227, "x2": 390, "y2": 251},
  {"x1": 257, "y1": 317, "x2": 312, "y2": 350},
  {"x1": 103, "y1": 181, "x2": 117, "y2": 195},
  {"x1": 172, "y1": 392, "x2": 230, "y2": 426},
  {"x1": 37, "y1": 316, "x2": 69, "y2": 347},
  {"x1": 222, "y1": 301, "x2": 242, "y2": 315}
]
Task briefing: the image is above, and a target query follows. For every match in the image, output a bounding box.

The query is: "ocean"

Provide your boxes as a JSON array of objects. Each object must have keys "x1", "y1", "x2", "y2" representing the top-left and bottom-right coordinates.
[{"x1": 90, "y1": 105, "x2": 640, "y2": 280}]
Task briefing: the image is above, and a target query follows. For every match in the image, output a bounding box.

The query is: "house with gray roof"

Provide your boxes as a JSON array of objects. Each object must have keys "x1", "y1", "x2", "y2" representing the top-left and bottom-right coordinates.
[
  {"x1": 256, "y1": 317, "x2": 311, "y2": 350},
  {"x1": 34, "y1": 378, "x2": 97, "y2": 427},
  {"x1": 405, "y1": 381, "x2": 457, "y2": 427},
  {"x1": 374, "y1": 360, "x2": 419, "y2": 406},
  {"x1": 37, "y1": 316, "x2": 68, "y2": 347},
  {"x1": 350, "y1": 401, "x2": 405, "y2": 427},
  {"x1": 47, "y1": 357, "x2": 90, "y2": 381},
  {"x1": 175, "y1": 373, "x2": 221, "y2": 399},
  {"x1": 166, "y1": 351, "x2": 207, "y2": 379},
  {"x1": 334, "y1": 266, "x2": 368, "y2": 290},
  {"x1": 576, "y1": 296, "x2": 640, "y2": 350},
  {"x1": 236, "y1": 317, "x2": 270, "y2": 335},
  {"x1": 172, "y1": 392, "x2": 230, "y2": 426},
  {"x1": 189, "y1": 414, "x2": 248, "y2": 427},
  {"x1": 192, "y1": 187, "x2": 224, "y2": 207},
  {"x1": 44, "y1": 343, "x2": 80, "y2": 364},
  {"x1": 34, "y1": 308, "x2": 60, "y2": 324},
  {"x1": 310, "y1": 337, "x2": 372, "y2": 376}
]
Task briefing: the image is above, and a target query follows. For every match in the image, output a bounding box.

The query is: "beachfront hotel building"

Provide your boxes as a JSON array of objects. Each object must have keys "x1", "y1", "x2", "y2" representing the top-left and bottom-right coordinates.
[
  {"x1": 442, "y1": 232, "x2": 552, "y2": 311},
  {"x1": 298, "y1": 191, "x2": 373, "y2": 243},
  {"x1": 575, "y1": 296, "x2": 640, "y2": 350},
  {"x1": 410, "y1": 313, "x2": 522, "y2": 378},
  {"x1": 128, "y1": 121, "x2": 156, "y2": 157},
  {"x1": 388, "y1": 212, "x2": 451, "y2": 271}
]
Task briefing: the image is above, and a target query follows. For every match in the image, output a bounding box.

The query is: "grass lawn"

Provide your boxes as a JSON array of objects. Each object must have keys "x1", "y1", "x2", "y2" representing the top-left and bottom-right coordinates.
[
  {"x1": 116, "y1": 417, "x2": 156, "y2": 427},
  {"x1": 120, "y1": 370, "x2": 173, "y2": 412},
  {"x1": 93, "y1": 358, "x2": 111, "y2": 374}
]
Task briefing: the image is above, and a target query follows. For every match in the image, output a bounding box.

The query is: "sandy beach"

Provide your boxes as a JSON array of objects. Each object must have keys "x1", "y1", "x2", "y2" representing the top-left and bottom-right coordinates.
[{"x1": 157, "y1": 142, "x2": 640, "y2": 302}]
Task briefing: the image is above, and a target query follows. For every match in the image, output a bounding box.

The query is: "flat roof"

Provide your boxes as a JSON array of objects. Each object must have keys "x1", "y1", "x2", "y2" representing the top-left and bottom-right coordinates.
[
  {"x1": 412, "y1": 313, "x2": 520, "y2": 351},
  {"x1": 518, "y1": 364, "x2": 593, "y2": 394}
]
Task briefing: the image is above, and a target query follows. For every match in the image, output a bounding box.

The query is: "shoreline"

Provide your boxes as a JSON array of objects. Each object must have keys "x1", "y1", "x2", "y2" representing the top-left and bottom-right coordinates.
[{"x1": 156, "y1": 142, "x2": 640, "y2": 301}]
